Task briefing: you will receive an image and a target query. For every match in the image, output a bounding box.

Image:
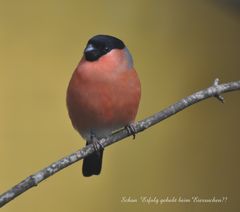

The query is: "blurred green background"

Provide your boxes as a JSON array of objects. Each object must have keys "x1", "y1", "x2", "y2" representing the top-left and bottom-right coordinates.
[{"x1": 0, "y1": 0, "x2": 239, "y2": 211}]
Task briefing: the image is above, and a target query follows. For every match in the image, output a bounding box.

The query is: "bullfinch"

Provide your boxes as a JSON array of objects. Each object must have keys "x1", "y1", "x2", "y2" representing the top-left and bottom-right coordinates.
[{"x1": 67, "y1": 35, "x2": 141, "y2": 177}]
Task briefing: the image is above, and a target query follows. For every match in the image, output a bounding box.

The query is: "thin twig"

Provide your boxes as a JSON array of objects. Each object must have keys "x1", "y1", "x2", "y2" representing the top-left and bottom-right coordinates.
[{"x1": 0, "y1": 79, "x2": 239, "y2": 207}]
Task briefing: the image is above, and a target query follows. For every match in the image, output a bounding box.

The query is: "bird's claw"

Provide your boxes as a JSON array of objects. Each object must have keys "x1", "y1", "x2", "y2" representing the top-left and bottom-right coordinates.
[
  {"x1": 90, "y1": 134, "x2": 104, "y2": 151},
  {"x1": 125, "y1": 124, "x2": 137, "y2": 139}
]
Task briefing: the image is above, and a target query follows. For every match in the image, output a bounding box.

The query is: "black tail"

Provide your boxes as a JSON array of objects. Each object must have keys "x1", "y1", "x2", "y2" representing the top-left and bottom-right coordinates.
[{"x1": 82, "y1": 147, "x2": 104, "y2": 177}]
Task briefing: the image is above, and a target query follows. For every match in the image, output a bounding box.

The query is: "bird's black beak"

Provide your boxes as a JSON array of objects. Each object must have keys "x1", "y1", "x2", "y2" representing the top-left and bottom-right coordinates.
[
  {"x1": 84, "y1": 44, "x2": 95, "y2": 53},
  {"x1": 84, "y1": 44, "x2": 100, "y2": 61}
]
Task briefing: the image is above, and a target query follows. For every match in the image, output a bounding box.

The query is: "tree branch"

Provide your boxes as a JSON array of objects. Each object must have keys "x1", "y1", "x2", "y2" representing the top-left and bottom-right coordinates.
[{"x1": 0, "y1": 78, "x2": 240, "y2": 207}]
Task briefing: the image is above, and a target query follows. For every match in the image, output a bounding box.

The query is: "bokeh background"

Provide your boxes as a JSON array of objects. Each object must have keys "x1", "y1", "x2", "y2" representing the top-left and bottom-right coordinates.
[{"x1": 0, "y1": 0, "x2": 239, "y2": 211}]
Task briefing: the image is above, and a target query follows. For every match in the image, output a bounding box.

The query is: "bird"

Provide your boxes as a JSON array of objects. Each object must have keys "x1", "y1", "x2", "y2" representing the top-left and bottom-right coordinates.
[{"x1": 66, "y1": 35, "x2": 141, "y2": 177}]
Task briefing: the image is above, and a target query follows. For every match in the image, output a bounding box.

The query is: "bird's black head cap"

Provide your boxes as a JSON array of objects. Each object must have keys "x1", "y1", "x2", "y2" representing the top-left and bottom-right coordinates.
[{"x1": 84, "y1": 35, "x2": 125, "y2": 62}]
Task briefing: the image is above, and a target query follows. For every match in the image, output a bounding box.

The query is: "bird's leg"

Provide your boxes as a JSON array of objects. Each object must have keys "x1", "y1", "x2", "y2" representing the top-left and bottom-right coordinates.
[
  {"x1": 90, "y1": 132, "x2": 104, "y2": 152},
  {"x1": 125, "y1": 123, "x2": 137, "y2": 139}
]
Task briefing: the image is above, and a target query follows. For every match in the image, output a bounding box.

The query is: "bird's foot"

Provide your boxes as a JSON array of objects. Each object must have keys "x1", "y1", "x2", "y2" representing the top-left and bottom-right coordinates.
[
  {"x1": 90, "y1": 134, "x2": 104, "y2": 152},
  {"x1": 125, "y1": 124, "x2": 137, "y2": 139}
]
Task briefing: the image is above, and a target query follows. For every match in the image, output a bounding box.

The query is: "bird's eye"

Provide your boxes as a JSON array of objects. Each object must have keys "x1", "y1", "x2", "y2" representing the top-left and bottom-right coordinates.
[{"x1": 104, "y1": 46, "x2": 109, "y2": 52}]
